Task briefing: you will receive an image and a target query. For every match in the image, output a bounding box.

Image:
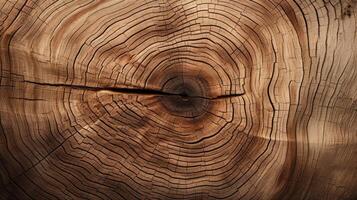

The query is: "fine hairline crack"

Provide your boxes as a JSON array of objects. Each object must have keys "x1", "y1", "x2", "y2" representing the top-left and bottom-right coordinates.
[{"x1": 23, "y1": 80, "x2": 245, "y2": 99}]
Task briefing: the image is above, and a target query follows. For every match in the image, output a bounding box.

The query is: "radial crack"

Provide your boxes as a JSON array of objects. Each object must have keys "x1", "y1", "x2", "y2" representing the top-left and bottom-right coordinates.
[{"x1": 23, "y1": 80, "x2": 245, "y2": 99}]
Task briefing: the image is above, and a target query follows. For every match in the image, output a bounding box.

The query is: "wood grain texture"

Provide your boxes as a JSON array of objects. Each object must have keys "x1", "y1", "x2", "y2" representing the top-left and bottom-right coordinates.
[{"x1": 0, "y1": 0, "x2": 356, "y2": 199}]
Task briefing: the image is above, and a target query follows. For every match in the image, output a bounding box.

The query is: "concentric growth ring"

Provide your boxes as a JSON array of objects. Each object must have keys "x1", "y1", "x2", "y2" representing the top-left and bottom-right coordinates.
[{"x1": 0, "y1": 0, "x2": 356, "y2": 200}]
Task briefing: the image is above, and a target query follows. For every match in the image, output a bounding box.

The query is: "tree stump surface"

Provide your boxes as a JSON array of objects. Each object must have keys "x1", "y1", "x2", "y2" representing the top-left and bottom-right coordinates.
[{"x1": 0, "y1": 0, "x2": 356, "y2": 199}]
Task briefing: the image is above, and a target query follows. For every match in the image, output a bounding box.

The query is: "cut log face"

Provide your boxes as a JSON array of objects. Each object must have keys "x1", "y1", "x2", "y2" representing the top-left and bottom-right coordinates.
[{"x1": 0, "y1": 0, "x2": 356, "y2": 199}]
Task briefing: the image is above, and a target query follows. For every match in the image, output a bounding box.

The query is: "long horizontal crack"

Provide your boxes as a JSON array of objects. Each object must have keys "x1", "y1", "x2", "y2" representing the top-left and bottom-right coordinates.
[{"x1": 23, "y1": 80, "x2": 245, "y2": 99}]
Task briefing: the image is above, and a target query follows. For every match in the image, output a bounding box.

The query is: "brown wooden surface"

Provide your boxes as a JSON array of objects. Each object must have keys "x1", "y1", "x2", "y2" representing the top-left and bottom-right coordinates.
[{"x1": 0, "y1": 0, "x2": 356, "y2": 199}]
